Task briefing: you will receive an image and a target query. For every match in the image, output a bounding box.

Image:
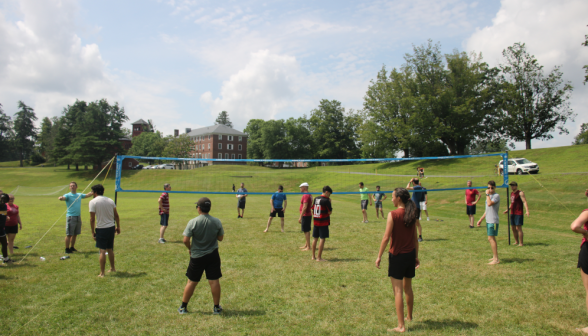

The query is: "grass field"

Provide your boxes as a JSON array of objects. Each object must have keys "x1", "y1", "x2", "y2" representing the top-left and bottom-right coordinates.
[{"x1": 1, "y1": 145, "x2": 588, "y2": 335}]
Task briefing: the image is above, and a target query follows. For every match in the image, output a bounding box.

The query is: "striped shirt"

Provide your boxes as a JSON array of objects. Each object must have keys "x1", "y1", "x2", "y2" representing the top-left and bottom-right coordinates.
[{"x1": 159, "y1": 192, "x2": 169, "y2": 215}]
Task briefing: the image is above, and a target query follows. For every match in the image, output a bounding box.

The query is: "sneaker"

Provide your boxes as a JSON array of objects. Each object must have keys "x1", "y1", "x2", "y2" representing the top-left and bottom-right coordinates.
[
  {"x1": 3, "y1": 257, "x2": 13, "y2": 264},
  {"x1": 418, "y1": 237, "x2": 423, "y2": 242},
  {"x1": 158, "y1": 238, "x2": 165, "y2": 244},
  {"x1": 213, "y1": 305, "x2": 223, "y2": 315},
  {"x1": 365, "y1": 220, "x2": 369, "y2": 223},
  {"x1": 161, "y1": 239, "x2": 167, "y2": 243},
  {"x1": 178, "y1": 307, "x2": 189, "y2": 314},
  {"x1": 13, "y1": 246, "x2": 19, "y2": 249},
  {"x1": 65, "y1": 248, "x2": 71, "y2": 254},
  {"x1": 427, "y1": 217, "x2": 430, "y2": 221},
  {"x1": 70, "y1": 247, "x2": 78, "y2": 252},
  {"x1": 237, "y1": 215, "x2": 241, "y2": 218}
]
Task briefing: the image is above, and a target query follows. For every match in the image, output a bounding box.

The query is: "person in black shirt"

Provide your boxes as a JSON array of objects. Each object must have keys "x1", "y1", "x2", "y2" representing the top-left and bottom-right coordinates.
[
  {"x1": 312, "y1": 186, "x2": 333, "y2": 262},
  {"x1": 0, "y1": 193, "x2": 10, "y2": 263}
]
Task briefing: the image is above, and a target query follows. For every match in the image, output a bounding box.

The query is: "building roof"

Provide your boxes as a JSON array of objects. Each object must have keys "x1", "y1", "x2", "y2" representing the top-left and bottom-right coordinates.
[
  {"x1": 131, "y1": 119, "x2": 149, "y2": 125},
  {"x1": 187, "y1": 124, "x2": 247, "y2": 137}
]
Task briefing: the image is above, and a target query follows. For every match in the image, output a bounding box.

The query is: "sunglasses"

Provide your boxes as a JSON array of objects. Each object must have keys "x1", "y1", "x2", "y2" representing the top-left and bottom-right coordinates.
[{"x1": 487, "y1": 187, "x2": 495, "y2": 189}]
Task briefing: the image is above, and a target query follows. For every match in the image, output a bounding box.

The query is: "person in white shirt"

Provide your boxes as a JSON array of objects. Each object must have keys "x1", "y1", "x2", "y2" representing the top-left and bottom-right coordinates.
[{"x1": 89, "y1": 184, "x2": 120, "y2": 278}]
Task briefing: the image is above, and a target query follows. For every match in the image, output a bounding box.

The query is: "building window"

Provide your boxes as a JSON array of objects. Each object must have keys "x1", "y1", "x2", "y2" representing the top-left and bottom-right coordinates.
[
  {"x1": 227, "y1": 144, "x2": 233, "y2": 150},
  {"x1": 209, "y1": 135, "x2": 211, "y2": 140},
  {"x1": 208, "y1": 143, "x2": 211, "y2": 149},
  {"x1": 238, "y1": 144, "x2": 242, "y2": 151},
  {"x1": 225, "y1": 153, "x2": 229, "y2": 159},
  {"x1": 231, "y1": 154, "x2": 235, "y2": 159},
  {"x1": 218, "y1": 143, "x2": 222, "y2": 149},
  {"x1": 218, "y1": 134, "x2": 222, "y2": 140},
  {"x1": 238, "y1": 154, "x2": 242, "y2": 159},
  {"x1": 228, "y1": 135, "x2": 233, "y2": 141},
  {"x1": 218, "y1": 153, "x2": 222, "y2": 159},
  {"x1": 239, "y1": 136, "x2": 242, "y2": 141},
  {"x1": 128, "y1": 162, "x2": 132, "y2": 167}
]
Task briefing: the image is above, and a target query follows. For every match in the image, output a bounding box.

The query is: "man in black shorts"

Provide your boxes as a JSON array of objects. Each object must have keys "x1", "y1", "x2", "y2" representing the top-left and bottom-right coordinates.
[
  {"x1": 89, "y1": 184, "x2": 120, "y2": 278},
  {"x1": 179, "y1": 197, "x2": 225, "y2": 314},
  {"x1": 236, "y1": 183, "x2": 248, "y2": 218},
  {"x1": 312, "y1": 186, "x2": 333, "y2": 262},
  {"x1": 264, "y1": 185, "x2": 287, "y2": 233},
  {"x1": 298, "y1": 182, "x2": 313, "y2": 250}
]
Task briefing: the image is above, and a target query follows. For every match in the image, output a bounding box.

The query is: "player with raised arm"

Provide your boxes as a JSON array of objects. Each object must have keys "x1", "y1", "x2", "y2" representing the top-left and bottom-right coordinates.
[
  {"x1": 406, "y1": 178, "x2": 424, "y2": 242},
  {"x1": 158, "y1": 183, "x2": 171, "y2": 244},
  {"x1": 236, "y1": 183, "x2": 248, "y2": 218},
  {"x1": 298, "y1": 183, "x2": 313, "y2": 251},
  {"x1": 372, "y1": 186, "x2": 387, "y2": 220},
  {"x1": 265, "y1": 185, "x2": 287, "y2": 233},
  {"x1": 58, "y1": 182, "x2": 93, "y2": 254},
  {"x1": 504, "y1": 181, "x2": 529, "y2": 246},
  {"x1": 570, "y1": 189, "x2": 588, "y2": 333},
  {"x1": 375, "y1": 188, "x2": 420, "y2": 333},
  {"x1": 312, "y1": 186, "x2": 333, "y2": 262}
]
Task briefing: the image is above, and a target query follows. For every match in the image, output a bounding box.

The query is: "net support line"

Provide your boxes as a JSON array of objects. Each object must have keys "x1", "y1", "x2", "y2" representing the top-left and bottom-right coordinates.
[{"x1": 16, "y1": 156, "x2": 116, "y2": 264}]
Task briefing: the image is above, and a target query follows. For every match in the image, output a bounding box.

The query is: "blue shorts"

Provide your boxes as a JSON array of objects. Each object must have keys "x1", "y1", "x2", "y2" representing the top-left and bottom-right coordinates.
[
  {"x1": 160, "y1": 213, "x2": 169, "y2": 226},
  {"x1": 511, "y1": 214, "x2": 523, "y2": 226},
  {"x1": 487, "y1": 223, "x2": 499, "y2": 236}
]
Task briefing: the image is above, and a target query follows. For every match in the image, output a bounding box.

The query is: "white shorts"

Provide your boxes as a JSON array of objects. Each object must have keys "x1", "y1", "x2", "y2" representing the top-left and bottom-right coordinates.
[{"x1": 420, "y1": 202, "x2": 427, "y2": 210}]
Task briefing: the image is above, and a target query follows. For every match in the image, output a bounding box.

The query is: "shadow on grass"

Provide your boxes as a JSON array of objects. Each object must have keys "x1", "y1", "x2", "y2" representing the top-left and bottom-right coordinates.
[
  {"x1": 411, "y1": 319, "x2": 478, "y2": 331},
  {"x1": 322, "y1": 247, "x2": 337, "y2": 251},
  {"x1": 328, "y1": 258, "x2": 363, "y2": 262},
  {"x1": 193, "y1": 309, "x2": 266, "y2": 317},
  {"x1": 2, "y1": 263, "x2": 38, "y2": 268},
  {"x1": 423, "y1": 238, "x2": 448, "y2": 242},
  {"x1": 112, "y1": 271, "x2": 147, "y2": 278},
  {"x1": 501, "y1": 258, "x2": 534, "y2": 264},
  {"x1": 523, "y1": 242, "x2": 549, "y2": 247}
]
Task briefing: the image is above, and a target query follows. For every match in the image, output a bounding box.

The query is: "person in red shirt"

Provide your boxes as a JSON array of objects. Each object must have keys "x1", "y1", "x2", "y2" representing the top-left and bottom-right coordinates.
[
  {"x1": 570, "y1": 190, "x2": 588, "y2": 333},
  {"x1": 5, "y1": 194, "x2": 22, "y2": 255},
  {"x1": 465, "y1": 180, "x2": 481, "y2": 228},
  {"x1": 311, "y1": 186, "x2": 333, "y2": 261},
  {"x1": 158, "y1": 183, "x2": 171, "y2": 244},
  {"x1": 298, "y1": 182, "x2": 313, "y2": 251},
  {"x1": 375, "y1": 187, "x2": 420, "y2": 333},
  {"x1": 503, "y1": 181, "x2": 529, "y2": 246}
]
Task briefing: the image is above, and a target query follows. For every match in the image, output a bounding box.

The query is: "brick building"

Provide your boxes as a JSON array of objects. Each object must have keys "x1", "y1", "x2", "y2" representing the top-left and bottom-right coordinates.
[{"x1": 179, "y1": 124, "x2": 247, "y2": 163}]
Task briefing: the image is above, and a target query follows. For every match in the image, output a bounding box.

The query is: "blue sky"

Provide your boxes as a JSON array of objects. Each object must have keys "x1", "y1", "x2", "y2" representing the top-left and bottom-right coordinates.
[{"x1": 0, "y1": 0, "x2": 586, "y2": 150}]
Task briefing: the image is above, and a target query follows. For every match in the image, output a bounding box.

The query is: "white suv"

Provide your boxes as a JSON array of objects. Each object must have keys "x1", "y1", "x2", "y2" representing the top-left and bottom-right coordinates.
[
  {"x1": 498, "y1": 158, "x2": 539, "y2": 175},
  {"x1": 160, "y1": 164, "x2": 175, "y2": 170}
]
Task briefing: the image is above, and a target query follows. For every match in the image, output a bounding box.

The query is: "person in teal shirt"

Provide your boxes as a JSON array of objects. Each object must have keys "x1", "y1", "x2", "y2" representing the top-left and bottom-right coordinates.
[
  {"x1": 58, "y1": 182, "x2": 93, "y2": 254},
  {"x1": 359, "y1": 182, "x2": 372, "y2": 223}
]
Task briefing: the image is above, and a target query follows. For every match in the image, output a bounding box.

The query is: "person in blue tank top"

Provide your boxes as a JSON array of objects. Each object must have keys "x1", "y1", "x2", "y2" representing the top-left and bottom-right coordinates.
[
  {"x1": 406, "y1": 178, "x2": 424, "y2": 242},
  {"x1": 264, "y1": 185, "x2": 287, "y2": 233}
]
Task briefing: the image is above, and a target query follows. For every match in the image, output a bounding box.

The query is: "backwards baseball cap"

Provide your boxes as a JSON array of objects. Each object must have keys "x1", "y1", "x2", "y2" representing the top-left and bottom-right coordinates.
[
  {"x1": 195, "y1": 197, "x2": 212, "y2": 210},
  {"x1": 509, "y1": 181, "x2": 518, "y2": 186},
  {"x1": 299, "y1": 182, "x2": 309, "y2": 187}
]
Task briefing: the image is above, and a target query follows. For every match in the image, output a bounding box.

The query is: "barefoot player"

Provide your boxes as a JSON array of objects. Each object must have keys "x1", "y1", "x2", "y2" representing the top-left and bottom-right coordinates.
[
  {"x1": 298, "y1": 183, "x2": 312, "y2": 250},
  {"x1": 312, "y1": 186, "x2": 333, "y2": 262},
  {"x1": 485, "y1": 181, "x2": 500, "y2": 265},
  {"x1": 372, "y1": 186, "x2": 387, "y2": 219},
  {"x1": 406, "y1": 178, "x2": 424, "y2": 242},
  {"x1": 89, "y1": 184, "x2": 120, "y2": 277},
  {"x1": 503, "y1": 181, "x2": 529, "y2": 246},
  {"x1": 571, "y1": 190, "x2": 588, "y2": 333},
  {"x1": 465, "y1": 180, "x2": 481, "y2": 228}
]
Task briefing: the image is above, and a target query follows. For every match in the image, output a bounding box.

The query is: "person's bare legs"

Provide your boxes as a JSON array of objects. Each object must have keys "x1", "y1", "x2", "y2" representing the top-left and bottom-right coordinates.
[
  {"x1": 208, "y1": 279, "x2": 221, "y2": 306},
  {"x1": 98, "y1": 249, "x2": 107, "y2": 277},
  {"x1": 7, "y1": 233, "x2": 16, "y2": 255},
  {"x1": 182, "y1": 280, "x2": 198, "y2": 303},
  {"x1": 578, "y1": 270, "x2": 588, "y2": 333},
  {"x1": 300, "y1": 232, "x2": 311, "y2": 250},
  {"x1": 469, "y1": 215, "x2": 475, "y2": 227},
  {"x1": 362, "y1": 209, "x2": 367, "y2": 222},
  {"x1": 518, "y1": 226, "x2": 524, "y2": 246},
  {"x1": 380, "y1": 209, "x2": 385, "y2": 219},
  {"x1": 511, "y1": 225, "x2": 519, "y2": 245},
  {"x1": 107, "y1": 249, "x2": 115, "y2": 272},
  {"x1": 160, "y1": 226, "x2": 167, "y2": 239},
  {"x1": 389, "y1": 278, "x2": 406, "y2": 332},
  {"x1": 316, "y1": 238, "x2": 327, "y2": 261},
  {"x1": 70, "y1": 235, "x2": 77, "y2": 249},
  {"x1": 375, "y1": 208, "x2": 380, "y2": 219},
  {"x1": 264, "y1": 217, "x2": 273, "y2": 232},
  {"x1": 403, "y1": 278, "x2": 414, "y2": 321},
  {"x1": 311, "y1": 238, "x2": 318, "y2": 260},
  {"x1": 280, "y1": 217, "x2": 285, "y2": 233},
  {"x1": 488, "y1": 236, "x2": 499, "y2": 264},
  {"x1": 65, "y1": 235, "x2": 72, "y2": 249}
]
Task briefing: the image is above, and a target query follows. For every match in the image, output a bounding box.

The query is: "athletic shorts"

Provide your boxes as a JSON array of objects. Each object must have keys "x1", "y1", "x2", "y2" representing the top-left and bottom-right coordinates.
[
  {"x1": 578, "y1": 243, "x2": 588, "y2": 274},
  {"x1": 0, "y1": 224, "x2": 5, "y2": 238},
  {"x1": 511, "y1": 214, "x2": 523, "y2": 226},
  {"x1": 361, "y1": 200, "x2": 369, "y2": 210},
  {"x1": 270, "y1": 209, "x2": 284, "y2": 218},
  {"x1": 186, "y1": 249, "x2": 222, "y2": 282},
  {"x1": 5, "y1": 225, "x2": 18, "y2": 234},
  {"x1": 420, "y1": 202, "x2": 427, "y2": 210},
  {"x1": 95, "y1": 226, "x2": 115, "y2": 250},
  {"x1": 466, "y1": 205, "x2": 476, "y2": 215},
  {"x1": 312, "y1": 225, "x2": 329, "y2": 239},
  {"x1": 66, "y1": 216, "x2": 82, "y2": 236},
  {"x1": 388, "y1": 249, "x2": 416, "y2": 280},
  {"x1": 160, "y1": 213, "x2": 169, "y2": 226},
  {"x1": 301, "y1": 216, "x2": 312, "y2": 232},
  {"x1": 374, "y1": 202, "x2": 382, "y2": 209},
  {"x1": 487, "y1": 223, "x2": 499, "y2": 236},
  {"x1": 238, "y1": 200, "x2": 246, "y2": 209}
]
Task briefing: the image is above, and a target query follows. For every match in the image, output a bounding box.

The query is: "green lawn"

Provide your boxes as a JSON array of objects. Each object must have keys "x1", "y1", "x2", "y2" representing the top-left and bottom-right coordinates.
[{"x1": 1, "y1": 145, "x2": 588, "y2": 335}]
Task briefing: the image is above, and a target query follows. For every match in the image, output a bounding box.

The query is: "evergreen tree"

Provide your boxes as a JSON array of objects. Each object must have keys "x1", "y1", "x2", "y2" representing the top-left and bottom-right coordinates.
[
  {"x1": 215, "y1": 111, "x2": 233, "y2": 128},
  {"x1": 13, "y1": 101, "x2": 37, "y2": 167},
  {"x1": 0, "y1": 103, "x2": 15, "y2": 161}
]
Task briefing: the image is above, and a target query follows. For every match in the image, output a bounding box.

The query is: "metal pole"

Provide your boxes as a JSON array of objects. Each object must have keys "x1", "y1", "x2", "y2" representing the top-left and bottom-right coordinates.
[
  {"x1": 507, "y1": 186, "x2": 510, "y2": 245},
  {"x1": 115, "y1": 191, "x2": 118, "y2": 206}
]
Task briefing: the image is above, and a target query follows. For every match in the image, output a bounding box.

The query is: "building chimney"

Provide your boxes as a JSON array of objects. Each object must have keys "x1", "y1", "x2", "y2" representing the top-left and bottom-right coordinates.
[
  {"x1": 185, "y1": 128, "x2": 191, "y2": 134},
  {"x1": 174, "y1": 129, "x2": 179, "y2": 137}
]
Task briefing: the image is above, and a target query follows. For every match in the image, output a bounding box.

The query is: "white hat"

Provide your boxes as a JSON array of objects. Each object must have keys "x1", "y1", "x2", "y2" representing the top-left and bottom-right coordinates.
[{"x1": 299, "y1": 182, "x2": 309, "y2": 187}]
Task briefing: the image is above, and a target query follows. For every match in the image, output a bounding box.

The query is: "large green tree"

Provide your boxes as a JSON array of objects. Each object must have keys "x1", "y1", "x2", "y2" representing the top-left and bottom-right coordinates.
[
  {"x1": 498, "y1": 42, "x2": 574, "y2": 149},
  {"x1": 128, "y1": 131, "x2": 166, "y2": 158},
  {"x1": 573, "y1": 123, "x2": 588, "y2": 145},
  {"x1": 215, "y1": 111, "x2": 233, "y2": 128},
  {"x1": 38, "y1": 117, "x2": 53, "y2": 160},
  {"x1": 243, "y1": 119, "x2": 266, "y2": 160},
  {"x1": 308, "y1": 99, "x2": 359, "y2": 160},
  {"x1": 163, "y1": 134, "x2": 192, "y2": 158},
  {"x1": 0, "y1": 103, "x2": 15, "y2": 161},
  {"x1": 13, "y1": 101, "x2": 37, "y2": 167}
]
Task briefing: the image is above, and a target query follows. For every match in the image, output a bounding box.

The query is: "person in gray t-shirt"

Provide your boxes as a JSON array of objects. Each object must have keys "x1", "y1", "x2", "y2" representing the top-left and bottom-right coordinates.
[
  {"x1": 483, "y1": 180, "x2": 501, "y2": 265},
  {"x1": 236, "y1": 183, "x2": 248, "y2": 219},
  {"x1": 179, "y1": 197, "x2": 225, "y2": 315}
]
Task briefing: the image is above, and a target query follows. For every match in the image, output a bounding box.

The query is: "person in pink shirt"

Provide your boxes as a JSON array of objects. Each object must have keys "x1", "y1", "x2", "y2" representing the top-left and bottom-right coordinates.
[
  {"x1": 5, "y1": 194, "x2": 22, "y2": 255},
  {"x1": 465, "y1": 180, "x2": 481, "y2": 228},
  {"x1": 298, "y1": 182, "x2": 313, "y2": 251},
  {"x1": 571, "y1": 189, "x2": 588, "y2": 333}
]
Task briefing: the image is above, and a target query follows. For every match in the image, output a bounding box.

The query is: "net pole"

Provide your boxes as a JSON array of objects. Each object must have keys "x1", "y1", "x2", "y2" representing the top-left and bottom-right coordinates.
[
  {"x1": 507, "y1": 185, "x2": 511, "y2": 246},
  {"x1": 115, "y1": 191, "x2": 118, "y2": 206}
]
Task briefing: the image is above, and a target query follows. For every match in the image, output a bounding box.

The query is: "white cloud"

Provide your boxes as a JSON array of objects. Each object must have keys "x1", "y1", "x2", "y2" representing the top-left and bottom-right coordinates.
[{"x1": 465, "y1": 0, "x2": 588, "y2": 148}]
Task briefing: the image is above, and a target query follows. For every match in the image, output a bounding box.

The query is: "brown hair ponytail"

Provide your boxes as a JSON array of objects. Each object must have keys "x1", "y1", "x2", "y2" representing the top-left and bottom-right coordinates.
[{"x1": 394, "y1": 188, "x2": 418, "y2": 227}]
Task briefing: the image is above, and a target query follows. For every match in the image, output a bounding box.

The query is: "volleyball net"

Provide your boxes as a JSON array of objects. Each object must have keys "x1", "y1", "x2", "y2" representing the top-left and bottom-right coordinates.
[{"x1": 114, "y1": 153, "x2": 509, "y2": 195}]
